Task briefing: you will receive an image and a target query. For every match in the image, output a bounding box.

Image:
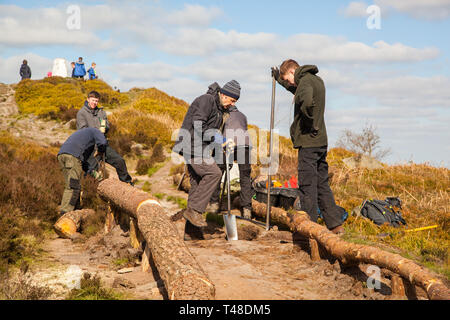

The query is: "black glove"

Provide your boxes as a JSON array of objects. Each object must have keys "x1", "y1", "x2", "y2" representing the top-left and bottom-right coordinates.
[
  {"x1": 310, "y1": 127, "x2": 319, "y2": 138},
  {"x1": 271, "y1": 67, "x2": 280, "y2": 82}
]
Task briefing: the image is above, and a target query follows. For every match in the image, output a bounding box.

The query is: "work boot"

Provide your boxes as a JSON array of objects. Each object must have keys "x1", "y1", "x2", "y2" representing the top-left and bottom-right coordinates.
[
  {"x1": 330, "y1": 225, "x2": 345, "y2": 235},
  {"x1": 182, "y1": 208, "x2": 207, "y2": 228},
  {"x1": 206, "y1": 202, "x2": 219, "y2": 214},
  {"x1": 171, "y1": 209, "x2": 186, "y2": 222},
  {"x1": 242, "y1": 208, "x2": 252, "y2": 219}
]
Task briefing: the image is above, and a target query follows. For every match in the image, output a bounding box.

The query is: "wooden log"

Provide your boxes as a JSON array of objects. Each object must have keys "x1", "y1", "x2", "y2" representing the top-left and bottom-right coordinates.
[
  {"x1": 309, "y1": 238, "x2": 320, "y2": 261},
  {"x1": 98, "y1": 178, "x2": 215, "y2": 300},
  {"x1": 391, "y1": 274, "x2": 406, "y2": 299},
  {"x1": 54, "y1": 209, "x2": 95, "y2": 239},
  {"x1": 251, "y1": 199, "x2": 450, "y2": 300},
  {"x1": 129, "y1": 217, "x2": 143, "y2": 249},
  {"x1": 104, "y1": 204, "x2": 116, "y2": 234},
  {"x1": 141, "y1": 243, "x2": 151, "y2": 273}
]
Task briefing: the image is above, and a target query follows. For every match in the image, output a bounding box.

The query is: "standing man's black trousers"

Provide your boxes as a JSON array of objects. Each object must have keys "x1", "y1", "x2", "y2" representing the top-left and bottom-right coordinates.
[
  {"x1": 297, "y1": 146, "x2": 342, "y2": 230},
  {"x1": 86, "y1": 145, "x2": 132, "y2": 183}
]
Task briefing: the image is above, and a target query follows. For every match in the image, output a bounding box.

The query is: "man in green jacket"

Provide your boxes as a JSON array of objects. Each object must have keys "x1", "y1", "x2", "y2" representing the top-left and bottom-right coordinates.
[{"x1": 272, "y1": 59, "x2": 344, "y2": 234}]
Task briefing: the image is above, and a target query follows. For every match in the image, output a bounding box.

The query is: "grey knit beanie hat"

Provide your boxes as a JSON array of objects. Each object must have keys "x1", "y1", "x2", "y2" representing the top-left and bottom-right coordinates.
[{"x1": 220, "y1": 80, "x2": 241, "y2": 100}]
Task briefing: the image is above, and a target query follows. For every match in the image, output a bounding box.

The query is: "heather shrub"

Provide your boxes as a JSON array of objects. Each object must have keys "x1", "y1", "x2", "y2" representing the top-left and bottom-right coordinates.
[
  {"x1": 108, "y1": 107, "x2": 174, "y2": 149},
  {"x1": 82, "y1": 79, "x2": 129, "y2": 107},
  {"x1": 132, "y1": 88, "x2": 188, "y2": 122},
  {"x1": 135, "y1": 157, "x2": 155, "y2": 175},
  {"x1": 14, "y1": 78, "x2": 129, "y2": 120},
  {"x1": 0, "y1": 133, "x2": 108, "y2": 269}
]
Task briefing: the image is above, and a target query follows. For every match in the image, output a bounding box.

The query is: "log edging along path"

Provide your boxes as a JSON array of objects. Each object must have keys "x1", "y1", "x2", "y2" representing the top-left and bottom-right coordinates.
[
  {"x1": 97, "y1": 178, "x2": 215, "y2": 300},
  {"x1": 251, "y1": 200, "x2": 450, "y2": 300}
]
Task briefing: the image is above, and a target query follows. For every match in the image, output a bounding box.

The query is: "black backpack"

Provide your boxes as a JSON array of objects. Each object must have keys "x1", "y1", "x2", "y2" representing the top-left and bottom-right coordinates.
[{"x1": 359, "y1": 198, "x2": 407, "y2": 228}]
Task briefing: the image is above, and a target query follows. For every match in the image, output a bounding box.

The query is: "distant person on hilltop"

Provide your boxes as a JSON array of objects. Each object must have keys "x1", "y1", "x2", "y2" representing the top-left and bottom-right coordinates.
[
  {"x1": 57, "y1": 127, "x2": 107, "y2": 215},
  {"x1": 19, "y1": 59, "x2": 31, "y2": 80},
  {"x1": 87, "y1": 62, "x2": 98, "y2": 80},
  {"x1": 76, "y1": 90, "x2": 133, "y2": 185},
  {"x1": 73, "y1": 57, "x2": 86, "y2": 79},
  {"x1": 70, "y1": 62, "x2": 76, "y2": 78}
]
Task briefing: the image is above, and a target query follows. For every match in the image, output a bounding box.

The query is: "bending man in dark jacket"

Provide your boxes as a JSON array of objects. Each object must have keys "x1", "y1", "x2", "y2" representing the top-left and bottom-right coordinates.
[
  {"x1": 20, "y1": 60, "x2": 31, "y2": 80},
  {"x1": 208, "y1": 105, "x2": 254, "y2": 219},
  {"x1": 173, "y1": 80, "x2": 240, "y2": 239},
  {"x1": 58, "y1": 127, "x2": 107, "y2": 214},
  {"x1": 272, "y1": 59, "x2": 344, "y2": 234},
  {"x1": 76, "y1": 90, "x2": 133, "y2": 184}
]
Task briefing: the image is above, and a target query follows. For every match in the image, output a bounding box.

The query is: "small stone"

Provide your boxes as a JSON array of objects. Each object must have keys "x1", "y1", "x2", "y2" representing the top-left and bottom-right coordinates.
[
  {"x1": 136, "y1": 282, "x2": 158, "y2": 291},
  {"x1": 117, "y1": 267, "x2": 134, "y2": 274},
  {"x1": 113, "y1": 277, "x2": 136, "y2": 289},
  {"x1": 351, "y1": 282, "x2": 364, "y2": 296},
  {"x1": 324, "y1": 269, "x2": 333, "y2": 277},
  {"x1": 332, "y1": 260, "x2": 341, "y2": 273}
]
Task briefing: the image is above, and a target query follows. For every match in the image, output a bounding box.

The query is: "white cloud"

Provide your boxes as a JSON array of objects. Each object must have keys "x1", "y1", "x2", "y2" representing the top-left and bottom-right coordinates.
[
  {"x1": 342, "y1": 0, "x2": 450, "y2": 21},
  {"x1": 165, "y1": 4, "x2": 223, "y2": 27},
  {"x1": 339, "y1": 74, "x2": 450, "y2": 109},
  {"x1": 0, "y1": 5, "x2": 110, "y2": 49},
  {"x1": 376, "y1": 0, "x2": 450, "y2": 20},
  {"x1": 342, "y1": 1, "x2": 370, "y2": 17},
  {"x1": 282, "y1": 37, "x2": 439, "y2": 63}
]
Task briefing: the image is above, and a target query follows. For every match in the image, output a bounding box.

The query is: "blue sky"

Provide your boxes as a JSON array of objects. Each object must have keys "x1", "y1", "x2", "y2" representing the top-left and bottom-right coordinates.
[{"x1": 1, "y1": 0, "x2": 449, "y2": 166}]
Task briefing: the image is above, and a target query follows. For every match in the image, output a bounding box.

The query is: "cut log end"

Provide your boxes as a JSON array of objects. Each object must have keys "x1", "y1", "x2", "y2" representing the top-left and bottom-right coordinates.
[{"x1": 53, "y1": 209, "x2": 95, "y2": 239}]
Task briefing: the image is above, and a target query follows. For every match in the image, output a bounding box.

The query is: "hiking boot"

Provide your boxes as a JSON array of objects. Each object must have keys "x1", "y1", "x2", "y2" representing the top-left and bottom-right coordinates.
[
  {"x1": 171, "y1": 209, "x2": 186, "y2": 222},
  {"x1": 330, "y1": 225, "x2": 345, "y2": 235},
  {"x1": 242, "y1": 208, "x2": 252, "y2": 219},
  {"x1": 206, "y1": 202, "x2": 220, "y2": 214},
  {"x1": 182, "y1": 208, "x2": 207, "y2": 228}
]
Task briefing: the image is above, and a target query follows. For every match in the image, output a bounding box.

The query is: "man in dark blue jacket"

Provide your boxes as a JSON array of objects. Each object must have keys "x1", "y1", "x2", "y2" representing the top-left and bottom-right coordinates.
[
  {"x1": 173, "y1": 80, "x2": 240, "y2": 238},
  {"x1": 57, "y1": 127, "x2": 107, "y2": 214}
]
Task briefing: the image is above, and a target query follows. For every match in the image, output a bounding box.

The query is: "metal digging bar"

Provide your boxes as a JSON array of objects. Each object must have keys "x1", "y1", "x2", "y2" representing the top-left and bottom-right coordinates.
[{"x1": 223, "y1": 148, "x2": 238, "y2": 241}]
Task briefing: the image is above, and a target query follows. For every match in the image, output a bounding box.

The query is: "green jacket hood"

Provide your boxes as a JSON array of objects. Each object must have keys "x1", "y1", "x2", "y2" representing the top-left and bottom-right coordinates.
[{"x1": 294, "y1": 65, "x2": 319, "y2": 84}]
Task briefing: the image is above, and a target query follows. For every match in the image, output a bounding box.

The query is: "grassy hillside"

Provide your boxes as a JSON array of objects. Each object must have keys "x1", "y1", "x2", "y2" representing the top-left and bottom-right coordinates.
[
  {"x1": 14, "y1": 77, "x2": 129, "y2": 120},
  {"x1": 329, "y1": 151, "x2": 449, "y2": 278},
  {"x1": 5, "y1": 78, "x2": 449, "y2": 280}
]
